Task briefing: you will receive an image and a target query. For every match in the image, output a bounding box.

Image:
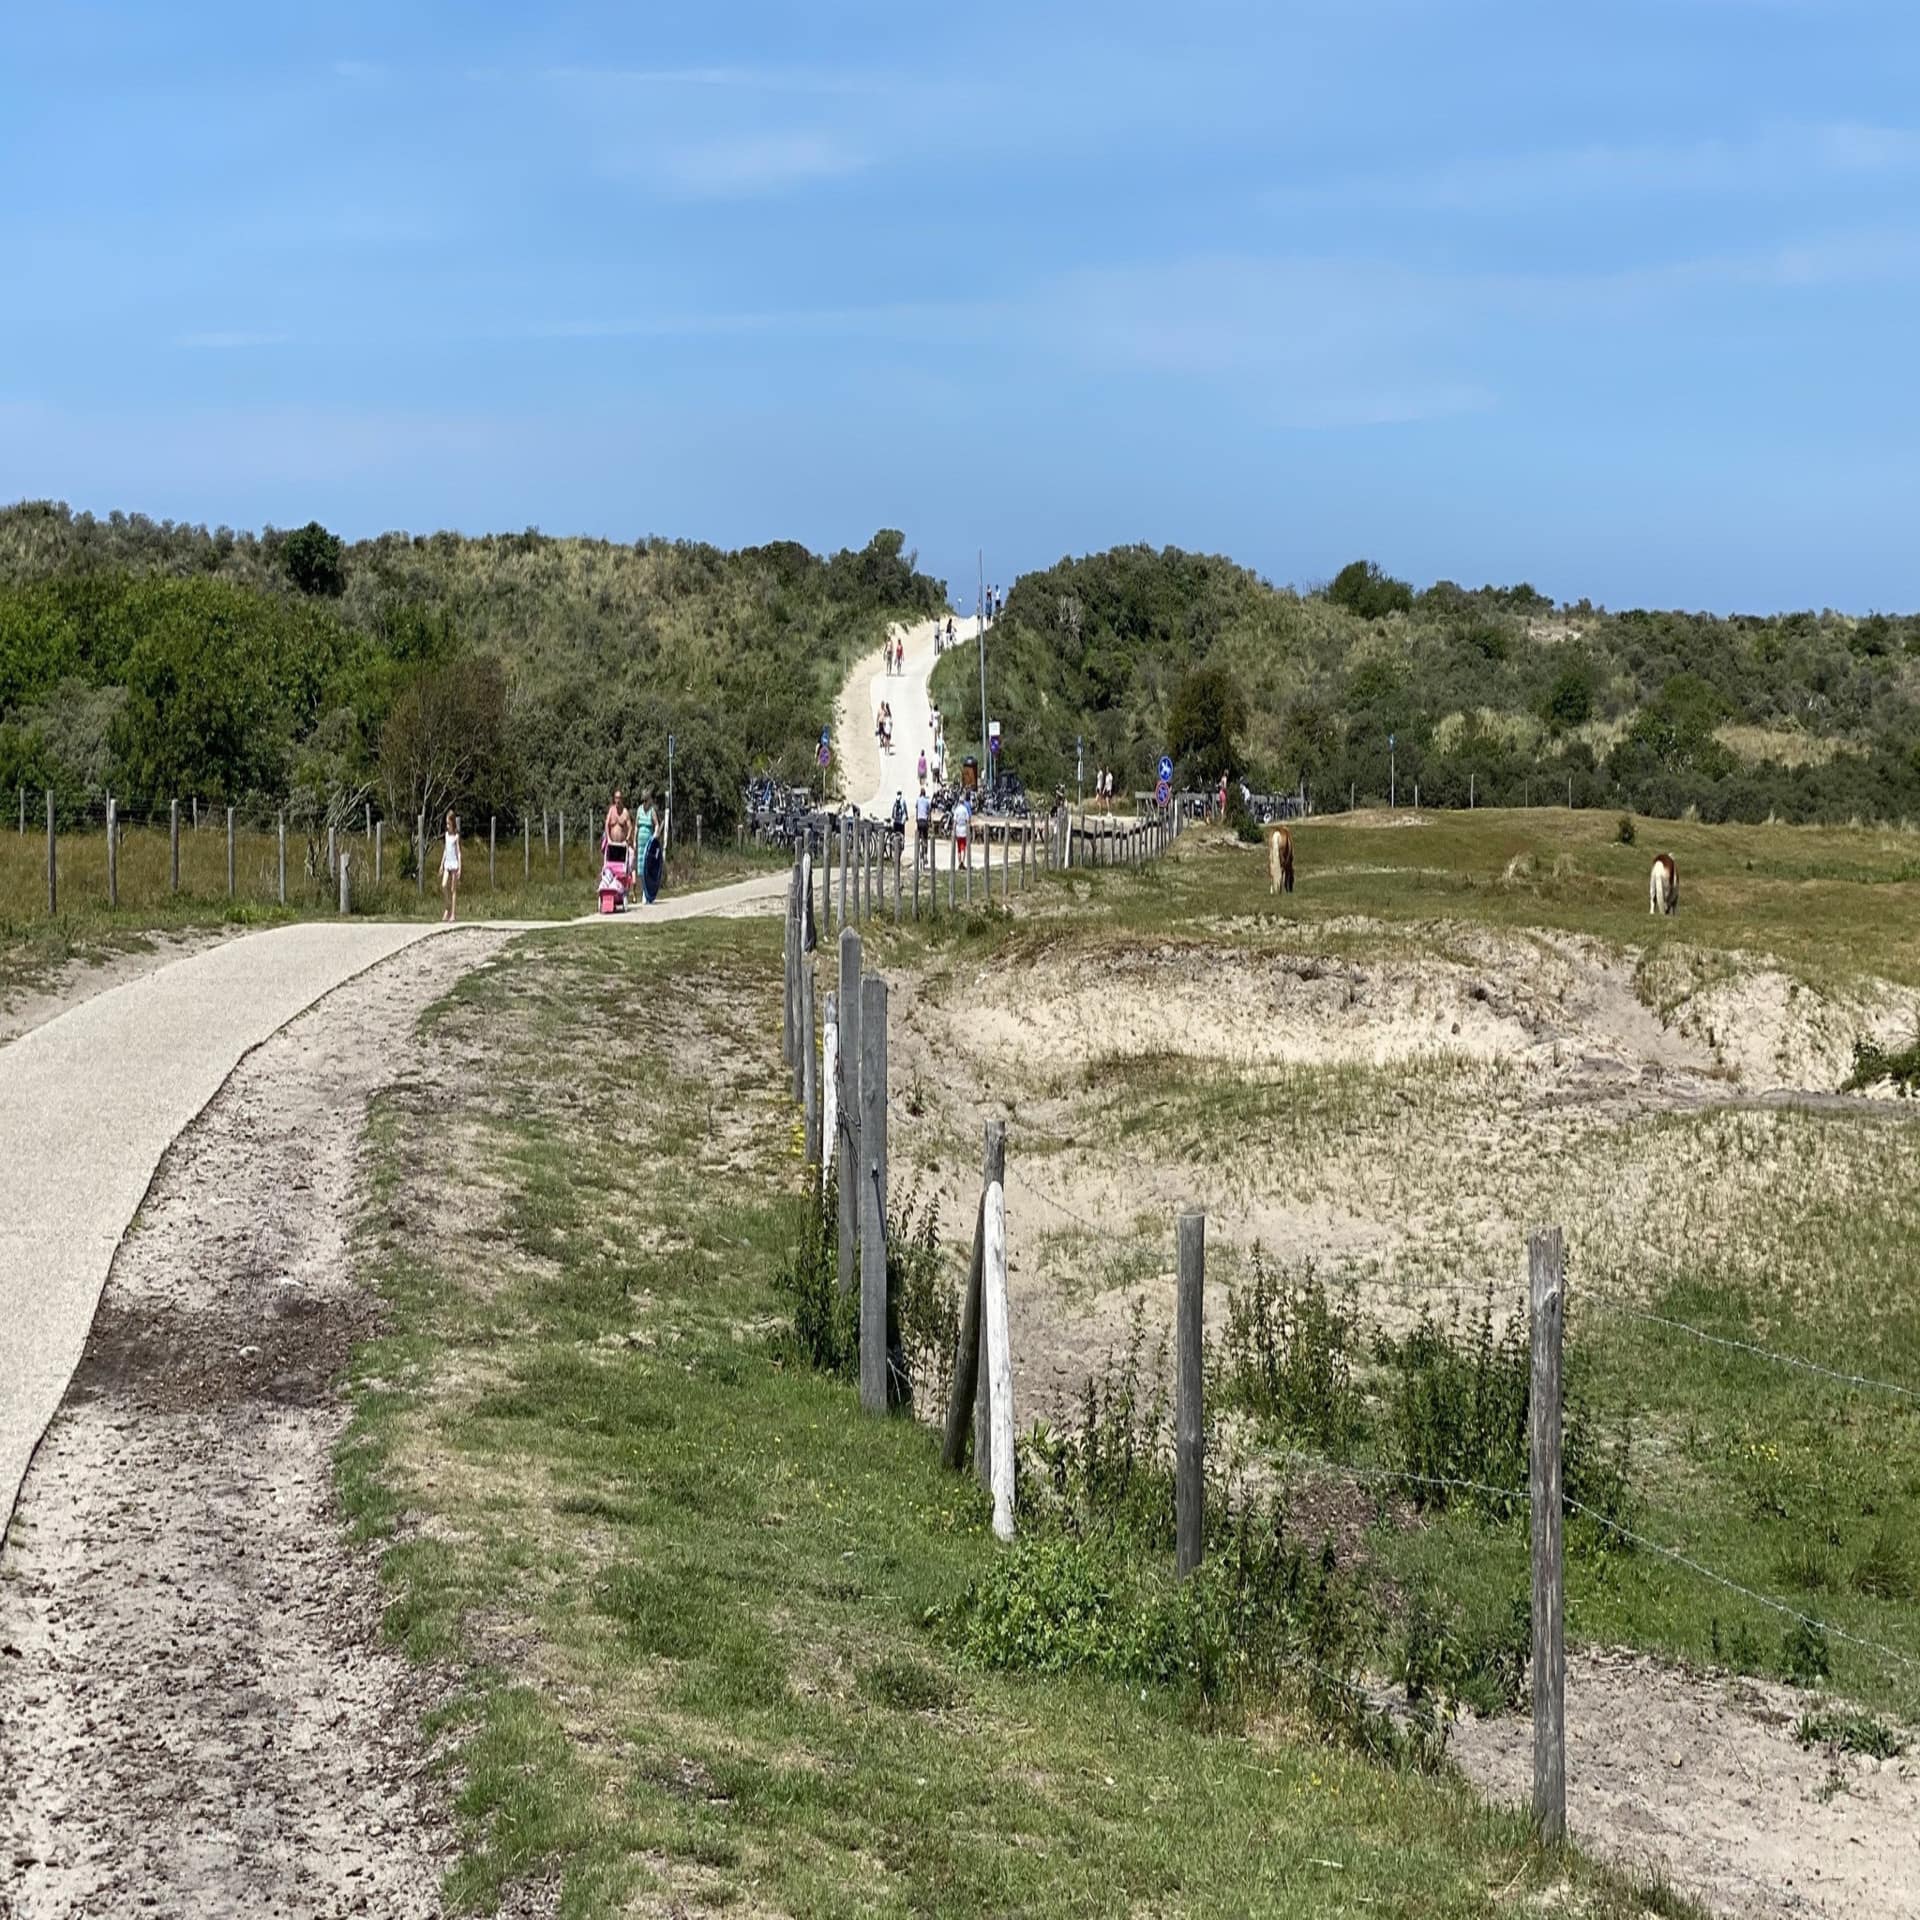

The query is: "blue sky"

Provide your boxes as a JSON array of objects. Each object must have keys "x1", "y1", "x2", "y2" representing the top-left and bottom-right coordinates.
[{"x1": 2, "y1": 0, "x2": 1916, "y2": 611}]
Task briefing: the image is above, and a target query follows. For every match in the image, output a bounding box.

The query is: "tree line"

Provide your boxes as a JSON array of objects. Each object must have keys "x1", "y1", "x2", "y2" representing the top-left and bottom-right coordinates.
[
  {"x1": 930, "y1": 545, "x2": 1920, "y2": 825},
  {"x1": 0, "y1": 504, "x2": 944, "y2": 832}
]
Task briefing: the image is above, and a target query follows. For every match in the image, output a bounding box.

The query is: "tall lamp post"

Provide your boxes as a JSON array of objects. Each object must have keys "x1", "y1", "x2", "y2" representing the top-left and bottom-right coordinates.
[{"x1": 976, "y1": 549, "x2": 989, "y2": 798}]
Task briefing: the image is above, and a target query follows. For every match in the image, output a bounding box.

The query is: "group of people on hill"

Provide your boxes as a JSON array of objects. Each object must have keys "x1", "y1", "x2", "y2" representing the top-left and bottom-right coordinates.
[
  {"x1": 932, "y1": 613, "x2": 960, "y2": 654},
  {"x1": 883, "y1": 631, "x2": 910, "y2": 675},
  {"x1": 876, "y1": 699, "x2": 895, "y2": 753},
  {"x1": 1090, "y1": 767, "x2": 1117, "y2": 812}
]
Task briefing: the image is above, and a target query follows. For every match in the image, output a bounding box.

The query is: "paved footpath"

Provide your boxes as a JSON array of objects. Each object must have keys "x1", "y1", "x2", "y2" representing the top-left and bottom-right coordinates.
[{"x1": 0, "y1": 870, "x2": 784, "y2": 1542}]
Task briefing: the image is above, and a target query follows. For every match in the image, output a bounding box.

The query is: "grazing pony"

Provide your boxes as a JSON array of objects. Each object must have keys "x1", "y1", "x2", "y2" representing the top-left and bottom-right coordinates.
[
  {"x1": 1267, "y1": 823, "x2": 1295, "y2": 895},
  {"x1": 1648, "y1": 853, "x2": 1678, "y2": 916}
]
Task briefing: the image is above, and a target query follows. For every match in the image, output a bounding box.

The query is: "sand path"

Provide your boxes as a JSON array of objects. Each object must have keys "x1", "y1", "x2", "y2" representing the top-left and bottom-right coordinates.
[{"x1": 834, "y1": 612, "x2": 984, "y2": 819}]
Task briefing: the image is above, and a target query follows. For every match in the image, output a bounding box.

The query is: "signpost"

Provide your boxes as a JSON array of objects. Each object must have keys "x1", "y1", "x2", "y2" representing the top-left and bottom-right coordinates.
[
  {"x1": 1076, "y1": 734, "x2": 1084, "y2": 807},
  {"x1": 818, "y1": 727, "x2": 832, "y2": 800}
]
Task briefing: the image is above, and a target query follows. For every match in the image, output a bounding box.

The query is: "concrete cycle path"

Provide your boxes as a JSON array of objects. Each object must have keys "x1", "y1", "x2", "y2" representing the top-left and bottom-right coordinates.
[{"x1": 0, "y1": 868, "x2": 787, "y2": 1543}]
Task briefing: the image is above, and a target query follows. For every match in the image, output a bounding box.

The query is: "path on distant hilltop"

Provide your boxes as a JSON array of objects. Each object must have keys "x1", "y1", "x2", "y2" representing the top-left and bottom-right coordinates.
[{"x1": 834, "y1": 611, "x2": 984, "y2": 822}]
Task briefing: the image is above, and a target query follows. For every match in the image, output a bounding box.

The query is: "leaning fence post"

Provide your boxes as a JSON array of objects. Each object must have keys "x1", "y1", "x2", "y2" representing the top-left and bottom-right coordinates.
[
  {"x1": 1530, "y1": 1225, "x2": 1567, "y2": 1845},
  {"x1": 942, "y1": 1120, "x2": 1004, "y2": 1471},
  {"x1": 837, "y1": 928, "x2": 862, "y2": 1295},
  {"x1": 983, "y1": 1144, "x2": 1014, "y2": 1539},
  {"x1": 1176, "y1": 1210, "x2": 1206, "y2": 1577},
  {"x1": 228, "y1": 808, "x2": 236, "y2": 899},
  {"x1": 106, "y1": 795, "x2": 117, "y2": 908},
  {"x1": 858, "y1": 972, "x2": 890, "y2": 1415},
  {"x1": 45, "y1": 789, "x2": 55, "y2": 914}
]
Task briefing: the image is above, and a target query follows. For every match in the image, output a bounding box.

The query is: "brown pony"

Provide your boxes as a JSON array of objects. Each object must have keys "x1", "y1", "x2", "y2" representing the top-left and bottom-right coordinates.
[
  {"x1": 1648, "y1": 853, "x2": 1678, "y2": 916},
  {"x1": 1267, "y1": 823, "x2": 1295, "y2": 895}
]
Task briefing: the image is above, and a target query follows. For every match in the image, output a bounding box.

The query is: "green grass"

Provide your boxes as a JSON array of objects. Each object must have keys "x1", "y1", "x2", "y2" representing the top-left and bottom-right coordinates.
[
  {"x1": 858, "y1": 812, "x2": 1920, "y2": 1723},
  {"x1": 0, "y1": 820, "x2": 784, "y2": 1006},
  {"x1": 342, "y1": 920, "x2": 1685, "y2": 1918}
]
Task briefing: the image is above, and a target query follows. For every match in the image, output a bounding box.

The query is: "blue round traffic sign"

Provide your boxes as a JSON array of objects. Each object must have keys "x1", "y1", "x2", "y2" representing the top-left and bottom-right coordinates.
[
  {"x1": 817, "y1": 742, "x2": 831, "y2": 768},
  {"x1": 1158, "y1": 754, "x2": 1174, "y2": 783}
]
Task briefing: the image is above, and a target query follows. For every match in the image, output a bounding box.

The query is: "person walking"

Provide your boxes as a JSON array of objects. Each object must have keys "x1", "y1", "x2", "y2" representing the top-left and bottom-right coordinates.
[
  {"x1": 439, "y1": 808, "x2": 462, "y2": 920},
  {"x1": 952, "y1": 791, "x2": 971, "y2": 873},
  {"x1": 635, "y1": 791, "x2": 659, "y2": 904},
  {"x1": 917, "y1": 747, "x2": 928, "y2": 789},
  {"x1": 915, "y1": 784, "x2": 932, "y2": 867}
]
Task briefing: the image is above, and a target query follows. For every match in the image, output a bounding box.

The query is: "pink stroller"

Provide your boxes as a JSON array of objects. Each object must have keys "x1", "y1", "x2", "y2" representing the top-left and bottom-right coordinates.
[{"x1": 598, "y1": 837, "x2": 633, "y2": 913}]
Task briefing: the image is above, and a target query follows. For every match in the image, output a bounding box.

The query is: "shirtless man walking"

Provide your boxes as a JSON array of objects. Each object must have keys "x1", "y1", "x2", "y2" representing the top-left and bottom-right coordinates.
[{"x1": 605, "y1": 787, "x2": 635, "y2": 890}]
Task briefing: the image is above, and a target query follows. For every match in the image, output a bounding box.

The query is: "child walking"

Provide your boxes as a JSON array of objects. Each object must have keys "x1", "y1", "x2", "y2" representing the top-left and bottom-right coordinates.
[{"x1": 440, "y1": 809, "x2": 462, "y2": 920}]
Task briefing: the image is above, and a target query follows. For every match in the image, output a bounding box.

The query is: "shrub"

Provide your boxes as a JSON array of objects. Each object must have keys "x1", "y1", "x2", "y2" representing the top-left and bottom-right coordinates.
[
  {"x1": 1616, "y1": 813, "x2": 1636, "y2": 845},
  {"x1": 1221, "y1": 1255, "x2": 1364, "y2": 1452}
]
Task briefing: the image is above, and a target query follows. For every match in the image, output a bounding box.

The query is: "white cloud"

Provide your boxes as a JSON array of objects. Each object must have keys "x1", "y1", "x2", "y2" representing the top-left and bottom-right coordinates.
[
  {"x1": 1269, "y1": 122, "x2": 1920, "y2": 215},
  {"x1": 656, "y1": 132, "x2": 868, "y2": 198},
  {"x1": 175, "y1": 330, "x2": 293, "y2": 350}
]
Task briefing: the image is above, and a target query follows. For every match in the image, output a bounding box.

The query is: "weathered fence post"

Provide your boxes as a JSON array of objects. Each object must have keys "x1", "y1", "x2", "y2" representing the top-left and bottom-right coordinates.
[
  {"x1": 15, "y1": 786, "x2": 21, "y2": 835},
  {"x1": 942, "y1": 1120, "x2": 1004, "y2": 1472},
  {"x1": 801, "y1": 960, "x2": 819, "y2": 1165},
  {"x1": 983, "y1": 1143, "x2": 1014, "y2": 1539},
  {"x1": 1001, "y1": 824, "x2": 1009, "y2": 898},
  {"x1": 858, "y1": 972, "x2": 889, "y2": 1415},
  {"x1": 912, "y1": 838, "x2": 921, "y2": 920},
  {"x1": 417, "y1": 812, "x2": 426, "y2": 896},
  {"x1": 523, "y1": 814, "x2": 530, "y2": 882},
  {"x1": 106, "y1": 795, "x2": 117, "y2": 908},
  {"x1": 822, "y1": 990, "x2": 840, "y2": 1190},
  {"x1": 1176, "y1": 1210, "x2": 1206, "y2": 1577},
  {"x1": 837, "y1": 928, "x2": 862, "y2": 1294},
  {"x1": 489, "y1": 817, "x2": 497, "y2": 889},
  {"x1": 45, "y1": 789, "x2": 55, "y2": 914},
  {"x1": 783, "y1": 849, "x2": 799, "y2": 1079},
  {"x1": 1530, "y1": 1225, "x2": 1567, "y2": 1845},
  {"x1": 791, "y1": 852, "x2": 807, "y2": 1100},
  {"x1": 947, "y1": 834, "x2": 956, "y2": 911},
  {"x1": 278, "y1": 813, "x2": 287, "y2": 905},
  {"x1": 339, "y1": 847, "x2": 351, "y2": 915},
  {"x1": 559, "y1": 808, "x2": 566, "y2": 882},
  {"x1": 228, "y1": 808, "x2": 236, "y2": 899},
  {"x1": 374, "y1": 819, "x2": 384, "y2": 884},
  {"x1": 543, "y1": 806, "x2": 550, "y2": 855},
  {"x1": 964, "y1": 831, "x2": 973, "y2": 908},
  {"x1": 326, "y1": 822, "x2": 335, "y2": 882}
]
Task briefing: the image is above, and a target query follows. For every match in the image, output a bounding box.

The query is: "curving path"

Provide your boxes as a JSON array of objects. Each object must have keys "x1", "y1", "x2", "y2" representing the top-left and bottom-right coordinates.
[{"x1": 0, "y1": 871, "x2": 787, "y2": 1544}]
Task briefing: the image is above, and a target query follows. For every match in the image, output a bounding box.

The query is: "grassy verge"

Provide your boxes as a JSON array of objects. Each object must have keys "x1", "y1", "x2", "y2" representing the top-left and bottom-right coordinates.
[
  {"x1": 0, "y1": 827, "x2": 784, "y2": 1007},
  {"x1": 342, "y1": 921, "x2": 1681, "y2": 1917}
]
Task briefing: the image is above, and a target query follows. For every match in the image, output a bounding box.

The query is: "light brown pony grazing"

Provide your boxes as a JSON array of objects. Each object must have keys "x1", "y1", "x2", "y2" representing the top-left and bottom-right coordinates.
[
  {"x1": 1648, "y1": 853, "x2": 1678, "y2": 916},
  {"x1": 1267, "y1": 823, "x2": 1295, "y2": 895}
]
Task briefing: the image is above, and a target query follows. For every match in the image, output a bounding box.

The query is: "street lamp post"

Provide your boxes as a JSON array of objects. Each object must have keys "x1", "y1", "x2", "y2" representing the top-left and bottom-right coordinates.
[{"x1": 977, "y1": 549, "x2": 988, "y2": 797}]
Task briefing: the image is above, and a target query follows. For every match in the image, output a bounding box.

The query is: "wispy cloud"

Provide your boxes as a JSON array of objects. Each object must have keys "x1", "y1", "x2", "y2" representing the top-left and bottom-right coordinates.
[
  {"x1": 175, "y1": 330, "x2": 293, "y2": 350},
  {"x1": 654, "y1": 133, "x2": 867, "y2": 198},
  {"x1": 1270, "y1": 122, "x2": 1920, "y2": 214},
  {"x1": 331, "y1": 59, "x2": 389, "y2": 85},
  {"x1": 542, "y1": 64, "x2": 886, "y2": 97}
]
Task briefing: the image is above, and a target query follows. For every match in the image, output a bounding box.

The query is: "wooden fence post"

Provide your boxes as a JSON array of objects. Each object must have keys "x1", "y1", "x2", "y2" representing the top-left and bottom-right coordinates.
[
  {"x1": 374, "y1": 819, "x2": 383, "y2": 884},
  {"x1": 983, "y1": 1144, "x2": 1014, "y2": 1540},
  {"x1": 45, "y1": 789, "x2": 55, "y2": 914},
  {"x1": 339, "y1": 846, "x2": 351, "y2": 915},
  {"x1": 822, "y1": 990, "x2": 839, "y2": 1191},
  {"x1": 837, "y1": 928, "x2": 862, "y2": 1295},
  {"x1": 559, "y1": 808, "x2": 566, "y2": 882},
  {"x1": 801, "y1": 960, "x2": 819, "y2": 1164},
  {"x1": 1176, "y1": 1211, "x2": 1206, "y2": 1577},
  {"x1": 489, "y1": 816, "x2": 497, "y2": 889},
  {"x1": 893, "y1": 834, "x2": 902, "y2": 922},
  {"x1": 523, "y1": 814, "x2": 530, "y2": 882},
  {"x1": 942, "y1": 1120, "x2": 1004, "y2": 1471},
  {"x1": 791, "y1": 852, "x2": 808, "y2": 1101},
  {"x1": 858, "y1": 972, "x2": 890, "y2": 1414},
  {"x1": 277, "y1": 813, "x2": 286, "y2": 905},
  {"x1": 417, "y1": 812, "x2": 426, "y2": 896},
  {"x1": 106, "y1": 795, "x2": 117, "y2": 908},
  {"x1": 228, "y1": 808, "x2": 237, "y2": 899},
  {"x1": 912, "y1": 837, "x2": 921, "y2": 920},
  {"x1": 16, "y1": 786, "x2": 21, "y2": 835},
  {"x1": 1530, "y1": 1226, "x2": 1567, "y2": 1845},
  {"x1": 947, "y1": 835, "x2": 955, "y2": 911}
]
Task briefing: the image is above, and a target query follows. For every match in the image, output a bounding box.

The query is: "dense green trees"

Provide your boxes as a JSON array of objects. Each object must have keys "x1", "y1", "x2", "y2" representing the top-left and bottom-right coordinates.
[
  {"x1": 0, "y1": 505, "x2": 943, "y2": 828},
  {"x1": 1167, "y1": 664, "x2": 1248, "y2": 785},
  {"x1": 931, "y1": 543, "x2": 1920, "y2": 825}
]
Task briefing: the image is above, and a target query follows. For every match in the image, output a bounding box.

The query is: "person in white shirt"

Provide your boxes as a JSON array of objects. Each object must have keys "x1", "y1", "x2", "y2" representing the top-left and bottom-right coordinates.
[
  {"x1": 915, "y1": 786, "x2": 932, "y2": 866},
  {"x1": 952, "y1": 794, "x2": 971, "y2": 870}
]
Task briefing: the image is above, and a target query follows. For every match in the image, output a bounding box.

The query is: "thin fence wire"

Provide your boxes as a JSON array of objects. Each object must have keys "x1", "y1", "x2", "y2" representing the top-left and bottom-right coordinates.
[
  {"x1": 1564, "y1": 1497, "x2": 1918, "y2": 1676},
  {"x1": 1585, "y1": 1297, "x2": 1920, "y2": 1404}
]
